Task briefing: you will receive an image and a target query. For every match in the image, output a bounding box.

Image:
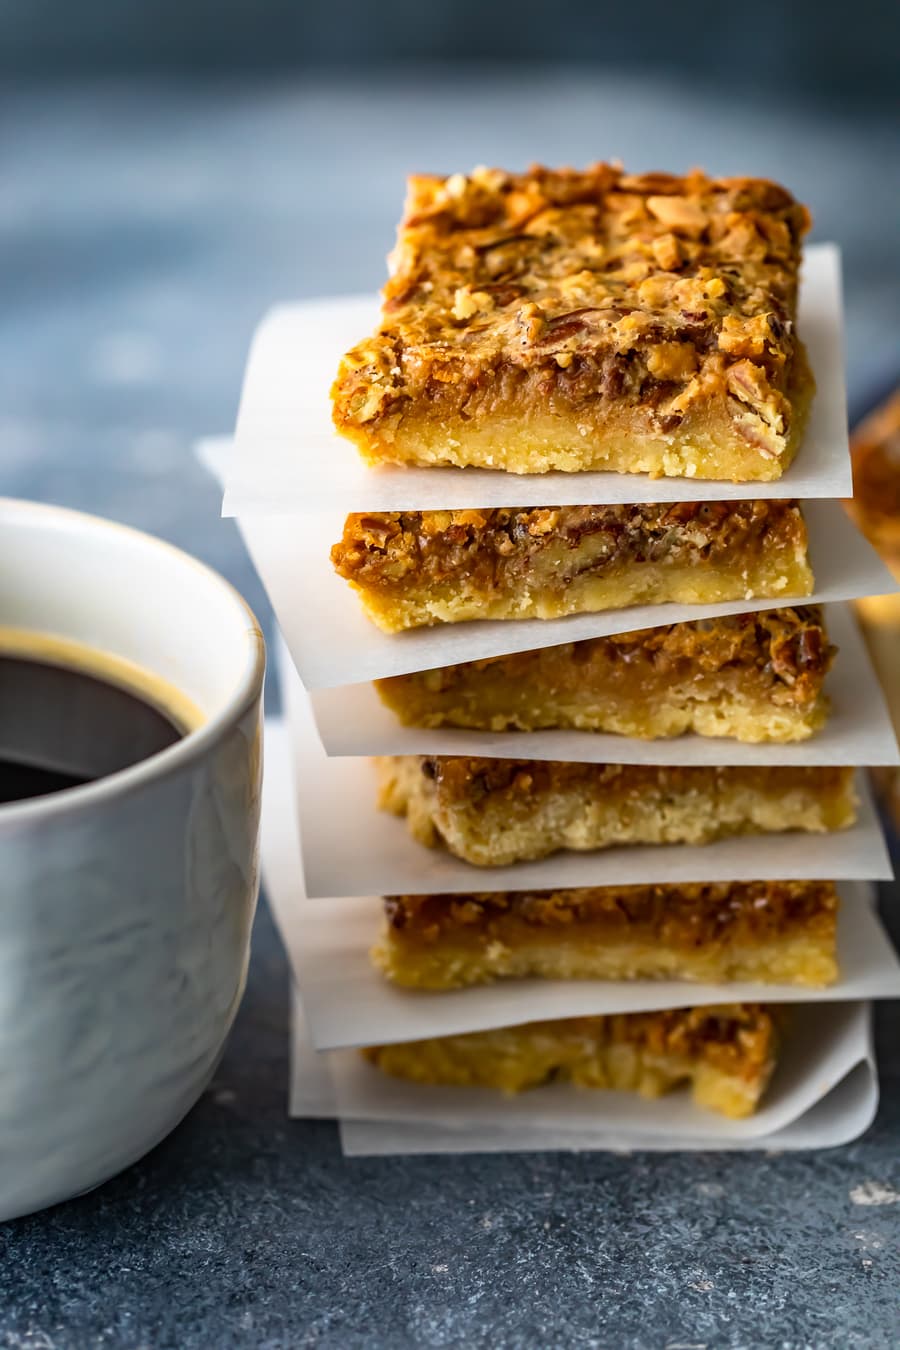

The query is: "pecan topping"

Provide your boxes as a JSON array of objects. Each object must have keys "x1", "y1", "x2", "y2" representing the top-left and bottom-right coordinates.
[{"x1": 333, "y1": 163, "x2": 811, "y2": 452}]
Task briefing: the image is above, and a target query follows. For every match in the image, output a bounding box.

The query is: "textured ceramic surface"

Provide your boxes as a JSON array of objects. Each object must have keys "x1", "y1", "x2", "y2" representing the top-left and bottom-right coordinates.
[{"x1": 0, "y1": 500, "x2": 264, "y2": 1221}]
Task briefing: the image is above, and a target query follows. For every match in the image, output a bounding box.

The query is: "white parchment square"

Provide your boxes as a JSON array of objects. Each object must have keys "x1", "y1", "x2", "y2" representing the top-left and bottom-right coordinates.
[
  {"x1": 197, "y1": 436, "x2": 898, "y2": 692},
  {"x1": 326, "y1": 999, "x2": 867, "y2": 1141},
  {"x1": 224, "y1": 244, "x2": 851, "y2": 514},
  {"x1": 306, "y1": 603, "x2": 900, "y2": 768},
  {"x1": 286, "y1": 895, "x2": 900, "y2": 1053},
  {"x1": 247, "y1": 499, "x2": 896, "y2": 689},
  {"x1": 287, "y1": 985, "x2": 877, "y2": 1154},
  {"x1": 281, "y1": 667, "x2": 894, "y2": 894},
  {"x1": 273, "y1": 726, "x2": 880, "y2": 1155},
  {"x1": 260, "y1": 718, "x2": 900, "y2": 1050},
  {"x1": 336, "y1": 1058, "x2": 878, "y2": 1155}
]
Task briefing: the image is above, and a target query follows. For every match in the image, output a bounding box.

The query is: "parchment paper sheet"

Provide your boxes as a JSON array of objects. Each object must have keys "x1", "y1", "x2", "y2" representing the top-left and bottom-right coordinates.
[
  {"x1": 282, "y1": 673, "x2": 894, "y2": 895},
  {"x1": 224, "y1": 245, "x2": 851, "y2": 514},
  {"x1": 305, "y1": 603, "x2": 900, "y2": 768},
  {"x1": 261, "y1": 718, "x2": 900, "y2": 1050},
  {"x1": 288, "y1": 986, "x2": 877, "y2": 1155},
  {"x1": 268, "y1": 721, "x2": 880, "y2": 1155},
  {"x1": 198, "y1": 440, "x2": 897, "y2": 691},
  {"x1": 245, "y1": 500, "x2": 897, "y2": 690}
]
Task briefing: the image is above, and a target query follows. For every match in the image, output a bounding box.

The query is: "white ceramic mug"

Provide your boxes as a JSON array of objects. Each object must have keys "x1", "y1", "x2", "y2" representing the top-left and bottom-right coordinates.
[{"x1": 0, "y1": 498, "x2": 265, "y2": 1221}]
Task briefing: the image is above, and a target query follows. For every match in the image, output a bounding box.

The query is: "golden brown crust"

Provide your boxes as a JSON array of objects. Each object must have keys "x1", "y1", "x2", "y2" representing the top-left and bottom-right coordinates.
[
  {"x1": 332, "y1": 501, "x2": 813, "y2": 632},
  {"x1": 375, "y1": 605, "x2": 834, "y2": 740},
  {"x1": 362, "y1": 1003, "x2": 778, "y2": 1116},
  {"x1": 332, "y1": 165, "x2": 812, "y2": 478}
]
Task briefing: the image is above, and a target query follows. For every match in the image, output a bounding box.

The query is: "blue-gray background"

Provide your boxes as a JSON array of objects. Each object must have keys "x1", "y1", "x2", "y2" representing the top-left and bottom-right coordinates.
[
  {"x1": 1, "y1": 0, "x2": 899, "y2": 95},
  {"x1": 1, "y1": 9, "x2": 899, "y2": 1347}
]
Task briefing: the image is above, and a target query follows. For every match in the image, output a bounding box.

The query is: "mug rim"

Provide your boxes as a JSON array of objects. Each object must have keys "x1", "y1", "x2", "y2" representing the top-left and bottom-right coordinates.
[{"x1": 0, "y1": 497, "x2": 266, "y2": 825}]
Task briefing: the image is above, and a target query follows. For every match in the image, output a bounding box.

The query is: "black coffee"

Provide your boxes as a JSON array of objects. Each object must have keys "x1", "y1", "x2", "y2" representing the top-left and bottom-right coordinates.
[
  {"x1": 0, "y1": 651, "x2": 188, "y2": 805},
  {"x1": 0, "y1": 759, "x2": 89, "y2": 805}
]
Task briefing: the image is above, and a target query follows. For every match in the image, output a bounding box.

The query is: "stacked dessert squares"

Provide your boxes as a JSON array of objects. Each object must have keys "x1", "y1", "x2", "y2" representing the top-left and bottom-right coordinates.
[
  {"x1": 221, "y1": 163, "x2": 895, "y2": 1144},
  {"x1": 317, "y1": 163, "x2": 876, "y2": 1126}
]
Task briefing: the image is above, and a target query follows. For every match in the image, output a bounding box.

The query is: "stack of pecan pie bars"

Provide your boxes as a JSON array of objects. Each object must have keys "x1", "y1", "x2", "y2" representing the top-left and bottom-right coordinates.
[{"x1": 311, "y1": 165, "x2": 892, "y2": 1126}]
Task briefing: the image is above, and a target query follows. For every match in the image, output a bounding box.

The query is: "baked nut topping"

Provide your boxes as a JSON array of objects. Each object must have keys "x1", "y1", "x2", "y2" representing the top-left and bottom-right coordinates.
[
  {"x1": 332, "y1": 165, "x2": 813, "y2": 480},
  {"x1": 373, "y1": 880, "x2": 839, "y2": 990},
  {"x1": 384, "y1": 878, "x2": 837, "y2": 944}
]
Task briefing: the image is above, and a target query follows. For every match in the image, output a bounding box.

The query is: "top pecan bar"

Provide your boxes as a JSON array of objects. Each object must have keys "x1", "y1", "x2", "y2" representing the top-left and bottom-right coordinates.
[{"x1": 331, "y1": 164, "x2": 813, "y2": 480}]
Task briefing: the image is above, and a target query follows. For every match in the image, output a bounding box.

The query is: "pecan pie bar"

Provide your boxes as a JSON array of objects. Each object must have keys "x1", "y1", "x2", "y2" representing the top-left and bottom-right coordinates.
[
  {"x1": 846, "y1": 389, "x2": 900, "y2": 568},
  {"x1": 362, "y1": 1004, "x2": 778, "y2": 1118},
  {"x1": 331, "y1": 501, "x2": 812, "y2": 633},
  {"x1": 375, "y1": 606, "x2": 833, "y2": 743},
  {"x1": 332, "y1": 165, "x2": 813, "y2": 481},
  {"x1": 844, "y1": 390, "x2": 900, "y2": 826},
  {"x1": 371, "y1": 880, "x2": 839, "y2": 990},
  {"x1": 853, "y1": 591, "x2": 900, "y2": 828},
  {"x1": 376, "y1": 757, "x2": 857, "y2": 866}
]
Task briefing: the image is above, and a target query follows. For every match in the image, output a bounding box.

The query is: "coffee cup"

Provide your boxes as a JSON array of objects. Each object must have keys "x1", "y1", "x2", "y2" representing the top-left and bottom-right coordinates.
[{"x1": 0, "y1": 498, "x2": 265, "y2": 1220}]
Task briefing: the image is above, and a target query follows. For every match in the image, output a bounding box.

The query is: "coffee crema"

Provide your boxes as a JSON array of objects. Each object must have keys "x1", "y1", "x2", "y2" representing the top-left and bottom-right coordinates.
[{"x1": 0, "y1": 628, "x2": 205, "y2": 805}]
